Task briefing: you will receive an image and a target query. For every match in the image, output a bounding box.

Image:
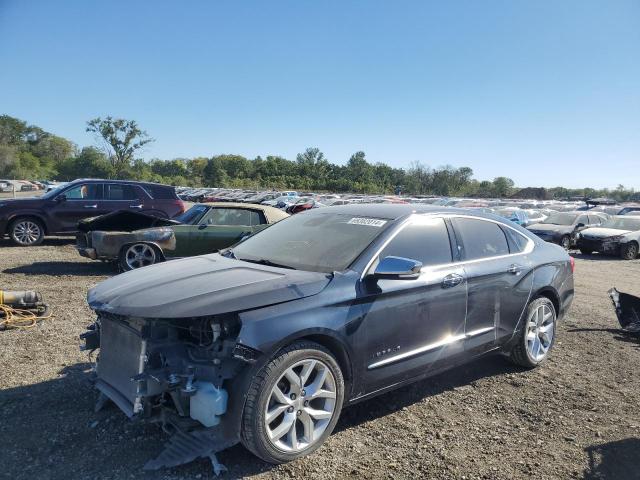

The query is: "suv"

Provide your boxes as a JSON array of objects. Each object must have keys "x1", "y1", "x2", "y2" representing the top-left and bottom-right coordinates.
[{"x1": 0, "y1": 179, "x2": 185, "y2": 246}]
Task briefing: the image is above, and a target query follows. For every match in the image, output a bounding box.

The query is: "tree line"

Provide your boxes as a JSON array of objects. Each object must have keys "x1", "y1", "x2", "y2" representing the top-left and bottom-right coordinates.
[{"x1": 0, "y1": 114, "x2": 636, "y2": 201}]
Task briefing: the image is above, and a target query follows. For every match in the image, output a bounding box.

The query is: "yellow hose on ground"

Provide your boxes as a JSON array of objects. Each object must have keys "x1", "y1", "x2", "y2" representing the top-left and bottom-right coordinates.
[{"x1": 0, "y1": 304, "x2": 52, "y2": 330}]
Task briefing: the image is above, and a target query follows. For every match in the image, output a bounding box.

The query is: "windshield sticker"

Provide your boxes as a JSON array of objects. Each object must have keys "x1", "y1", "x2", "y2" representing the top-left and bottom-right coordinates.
[{"x1": 347, "y1": 217, "x2": 387, "y2": 227}]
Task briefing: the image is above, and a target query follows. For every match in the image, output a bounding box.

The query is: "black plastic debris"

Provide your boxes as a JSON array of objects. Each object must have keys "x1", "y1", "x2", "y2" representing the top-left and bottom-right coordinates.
[{"x1": 608, "y1": 288, "x2": 640, "y2": 333}]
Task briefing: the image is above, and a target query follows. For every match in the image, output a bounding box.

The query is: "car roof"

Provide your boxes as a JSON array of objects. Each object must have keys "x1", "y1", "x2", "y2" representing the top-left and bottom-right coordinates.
[
  {"x1": 198, "y1": 202, "x2": 290, "y2": 222},
  {"x1": 70, "y1": 178, "x2": 174, "y2": 188},
  {"x1": 300, "y1": 203, "x2": 483, "y2": 220}
]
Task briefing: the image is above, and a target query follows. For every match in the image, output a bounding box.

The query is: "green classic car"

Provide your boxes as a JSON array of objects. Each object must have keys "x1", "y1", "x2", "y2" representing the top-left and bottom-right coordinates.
[{"x1": 76, "y1": 202, "x2": 289, "y2": 270}]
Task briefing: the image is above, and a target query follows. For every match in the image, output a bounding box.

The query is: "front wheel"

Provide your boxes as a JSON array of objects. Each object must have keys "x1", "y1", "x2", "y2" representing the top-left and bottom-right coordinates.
[
  {"x1": 241, "y1": 341, "x2": 344, "y2": 464},
  {"x1": 560, "y1": 235, "x2": 571, "y2": 250},
  {"x1": 621, "y1": 242, "x2": 639, "y2": 260},
  {"x1": 119, "y1": 243, "x2": 161, "y2": 271},
  {"x1": 508, "y1": 296, "x2": 557, "y2": 368},
  {"x1": 10, "y1": 217, "x2": 44, "y2": 246}
]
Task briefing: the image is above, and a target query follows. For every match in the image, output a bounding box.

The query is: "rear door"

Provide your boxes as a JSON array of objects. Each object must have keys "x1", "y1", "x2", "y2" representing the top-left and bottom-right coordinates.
[
  {"x1": 358, "y1": 216, "x2": 468, "y2": 394},
  {"x1": 103, "y1": 183, "x2": 146, "y2": 214},
  {"x1": 450, "y1": 217, "x2": 534, "y2": 352}
]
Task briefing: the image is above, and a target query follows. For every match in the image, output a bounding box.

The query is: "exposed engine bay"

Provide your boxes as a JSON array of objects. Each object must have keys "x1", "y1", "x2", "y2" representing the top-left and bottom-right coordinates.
[{"x1": 81, "y1": 312, "x2": 258, "y2": 473}]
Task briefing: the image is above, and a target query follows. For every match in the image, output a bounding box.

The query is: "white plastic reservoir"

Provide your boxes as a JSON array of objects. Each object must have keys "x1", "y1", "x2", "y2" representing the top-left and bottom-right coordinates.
[{"x1": 189, "y1": 381, "x2": 228, "y2": 427}]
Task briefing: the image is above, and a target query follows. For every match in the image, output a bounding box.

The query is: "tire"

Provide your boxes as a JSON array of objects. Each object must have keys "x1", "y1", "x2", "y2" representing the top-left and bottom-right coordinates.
[
  {"x1": 560, "y1": 235, "x2": 571, "y2": 250},
  {"x1": 118, "y1": 243, "x2": 161, "y2": 271},
  {"x1": 9, "y1": 217, "x2": 45, "y2": 246},
  {"x1": 579, "y1": 248, "x2": 593, "y2": 255},
  {"x1": 508, "y1": 296, "x2": 557, "y2": 368},
  {"x1": 620, "y1": 242, "x2": 639, "y2": 260},
  {"x1": 241, "y1": 341, "x2": 345, "y2": 464}
]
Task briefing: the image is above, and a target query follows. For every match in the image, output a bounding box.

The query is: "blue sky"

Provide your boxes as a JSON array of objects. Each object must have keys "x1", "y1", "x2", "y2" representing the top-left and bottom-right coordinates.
[{"x1": 0, "y1": 0, "x2": 638, "y2": 189}]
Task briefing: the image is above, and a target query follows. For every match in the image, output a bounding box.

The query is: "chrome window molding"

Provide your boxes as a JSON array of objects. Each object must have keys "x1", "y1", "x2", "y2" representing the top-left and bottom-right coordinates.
[{"x1": 360, "y1": 213, "x2": 535, "y2": 279}]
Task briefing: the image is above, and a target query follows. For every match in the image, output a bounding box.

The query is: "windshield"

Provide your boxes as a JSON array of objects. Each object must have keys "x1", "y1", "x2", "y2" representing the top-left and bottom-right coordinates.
[
  {"x1": 601, "y1": 217, "x2": 640, "y2": 231},
  {"x1": 174, "y1": 204, "x2": 209, "y2": 224},
  {"x1": 231, "y1": 212, "x2": 393, "y2": 273},
  {"x1": 542, "y1": 213, "x2": 577, "y2": 225}
]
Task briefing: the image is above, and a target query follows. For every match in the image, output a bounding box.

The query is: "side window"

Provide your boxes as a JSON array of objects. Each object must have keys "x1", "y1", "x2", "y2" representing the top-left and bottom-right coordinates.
[
  {"x1": 452, "y1": 218, "x2": 509, "y2": 260},
  {"x1": 501, "y1": 226, "x2": 529, "y2": 253},
  {"x1": 379, "y1": 217, "x2": 452, "y2": 267},
  {"x1": 205, "y1": 208, "x2": 260, "y2": 226},
  {"x1": 576, "y1": 215, "x2": 588, "y2": 226},
  {"x1": 63, "y1": 184, "x2": 102, "y2": 200},
  {"x1": 587, "y1": 215, "x2": 600, "y2": 225},
  {"x1": 106, "y1": 184, "x2": 139, "y2": 200}
]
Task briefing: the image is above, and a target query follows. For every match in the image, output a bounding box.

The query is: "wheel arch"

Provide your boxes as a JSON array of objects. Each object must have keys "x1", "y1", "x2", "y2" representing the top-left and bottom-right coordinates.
[
  {"x1": 532, "y1": 287, "x2": 560, "y2": 317},
  {"x1": 8, "y1": 213, "x2": 49, "y2": 234}
]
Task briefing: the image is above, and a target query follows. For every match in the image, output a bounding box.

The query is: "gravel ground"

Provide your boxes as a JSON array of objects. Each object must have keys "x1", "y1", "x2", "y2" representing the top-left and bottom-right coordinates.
[{"x1": 1, "y1": 240, "x2": 639, "y2": 480}]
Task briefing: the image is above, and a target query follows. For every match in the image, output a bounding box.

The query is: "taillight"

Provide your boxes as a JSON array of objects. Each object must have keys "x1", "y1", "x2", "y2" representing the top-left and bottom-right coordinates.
[{"x1": 570, "y1": 256, "x2": 575, "y2": 273}]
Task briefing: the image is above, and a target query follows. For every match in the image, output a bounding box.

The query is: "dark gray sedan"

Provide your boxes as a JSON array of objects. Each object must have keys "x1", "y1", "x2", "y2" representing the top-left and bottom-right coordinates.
[{"x1": 82, "y1": 205, "x2": 574, "y2": 473}]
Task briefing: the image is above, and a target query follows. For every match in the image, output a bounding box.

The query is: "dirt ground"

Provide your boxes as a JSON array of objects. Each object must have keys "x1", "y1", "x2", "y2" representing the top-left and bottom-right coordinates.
[{"x1": 1, "y1": 239, "x2": 639, "y2": 480}]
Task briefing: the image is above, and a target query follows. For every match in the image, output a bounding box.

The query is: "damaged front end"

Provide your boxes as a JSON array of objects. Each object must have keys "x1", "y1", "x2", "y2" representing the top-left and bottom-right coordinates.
[{"x1": 81, "y1": 311, "x2": 259, "y2": 473}]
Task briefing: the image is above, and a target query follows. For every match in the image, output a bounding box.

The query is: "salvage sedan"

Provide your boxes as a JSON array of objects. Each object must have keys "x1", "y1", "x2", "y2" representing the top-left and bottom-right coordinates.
[
  {"x1": 527, "y1": 211, "x2": 608, "y2": 249},
  {"x1": 576, "y1": 216, "x2": 640, "y2": 259},
  {"x1": 82, "y1": 205, "x2": 574, "y2": 472},
  {"x1": 76, "y1": 203, "x2": 288, "y2": 270}
]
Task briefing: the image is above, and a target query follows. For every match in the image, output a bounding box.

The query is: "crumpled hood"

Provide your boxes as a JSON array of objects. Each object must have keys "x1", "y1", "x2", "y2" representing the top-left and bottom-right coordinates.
[
  {"x1": 87, "y1": 254, "x2": 332, "y2": 318},
  {"x1": 527, "y1": 223, "x2": 571, "y2": 234},
  {"x1": 580, "y1": 227, "x2": 631, "y2": 239}
]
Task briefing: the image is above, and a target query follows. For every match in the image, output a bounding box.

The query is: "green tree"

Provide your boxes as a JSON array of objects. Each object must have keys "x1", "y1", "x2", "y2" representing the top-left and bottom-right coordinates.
[{"x1": 86, "y1": 116, "x2": 153, "y2": 177}]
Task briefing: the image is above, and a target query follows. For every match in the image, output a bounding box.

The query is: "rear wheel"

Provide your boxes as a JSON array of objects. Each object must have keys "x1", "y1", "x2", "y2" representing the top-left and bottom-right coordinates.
[
  {"x1": 579, "y1": 248, "x2": 593, "y2": 255},
  {"x1": 119, "y1": 243, "x2": 160, "y2": 271},
  {"x1": 241, "y1": 341, "x2": 344, "y2": 464},
  {"x1": 621, "y1": 242, "x2": 639, "y2": 260},
  {"x1": 9, "y1": 217, "x2": 44, "y2": 246},
  {"x1": 508, "y1": 297, "x2": 557, "y2": 368}
]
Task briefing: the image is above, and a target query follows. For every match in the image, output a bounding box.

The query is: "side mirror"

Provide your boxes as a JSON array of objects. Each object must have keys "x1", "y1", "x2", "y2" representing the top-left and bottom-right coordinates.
[
  {"x1": 370, "y1": 256, "x2": 422, "y2": 280},
  {"x1": 56, "y1": 194, "x2": 67, "y2": 203}
]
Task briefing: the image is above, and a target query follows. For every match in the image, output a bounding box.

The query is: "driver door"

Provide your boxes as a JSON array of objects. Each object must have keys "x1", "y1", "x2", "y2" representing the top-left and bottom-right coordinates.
[
  {"x1": 357, "y1": 217, "x2": 468, "y2": 394},
  {"x1": 48, "y1": 183, "x2": 106, "y2": 232}
]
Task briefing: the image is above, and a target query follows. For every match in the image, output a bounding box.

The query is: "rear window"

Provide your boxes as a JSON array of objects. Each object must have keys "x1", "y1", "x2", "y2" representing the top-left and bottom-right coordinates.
[
  {"x1": 379, "y1": 218, "x2": 452, "y2": 266},
  {"x1": 106, "y1": 184, "x2": 139, "y2": 200},
  {"x1": 145, "y1": 184, "x2": 178, "y2": 200},
  {"x1": 452, "y1": 218, "x2": 510, "y2": 260}
]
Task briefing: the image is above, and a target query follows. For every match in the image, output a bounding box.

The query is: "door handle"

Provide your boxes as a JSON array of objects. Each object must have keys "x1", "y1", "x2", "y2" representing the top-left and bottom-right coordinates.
[
  {"x1": 84, "y1": 204, "x2": 97, "y2": 209},
  {"x1": 442, "y1": 273, "x2": 463, "y2": 288},
  {"x1": 507, "y1": 264, "x2": 522, "y2": 275},
  {"x1": 129, "y1": 204, "x2": 143, "y2": 209},
  {"x1": 198, "y1": 224, "x2": 207, "y2": 230}
]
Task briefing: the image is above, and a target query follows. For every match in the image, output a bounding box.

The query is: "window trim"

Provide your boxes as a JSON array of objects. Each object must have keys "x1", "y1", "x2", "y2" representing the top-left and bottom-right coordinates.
[
  {"x1": 59, "y1": 183, "x2": 104, "y2": 201},
  {"x1": 360, "y1": 213, "x2": 534, "y2": 279},
  {"x1": 376, "y1": 216, "x2": 454, "y2": 269},
  {"x1": 104, "y1": 183, "x2": 142, "y2": 202}
]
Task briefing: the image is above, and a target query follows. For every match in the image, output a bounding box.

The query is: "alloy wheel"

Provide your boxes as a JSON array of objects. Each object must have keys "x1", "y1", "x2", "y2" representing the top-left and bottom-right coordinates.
[
  {"x1": 265, "y1": 359, "x2": 337, "y2": 453},
  {"x1": 12, "y1": 220, "x2": 41, "y2": 245},
  {"x1": 124, "y1": 244, "x2": 156, "y2": 269},
  {"x1": 525, "y1": 303, "x2": 555, "y2": 362}
]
